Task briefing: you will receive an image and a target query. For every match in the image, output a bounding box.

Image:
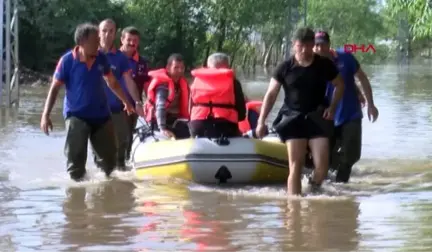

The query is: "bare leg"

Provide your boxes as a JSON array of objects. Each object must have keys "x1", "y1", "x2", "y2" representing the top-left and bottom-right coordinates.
[
  {"x1": 308, "y1": 137, "x2": 330, "y2": 185},
  {"x1": 286, "y1": 139, "x2": 308, "y2": 195}
]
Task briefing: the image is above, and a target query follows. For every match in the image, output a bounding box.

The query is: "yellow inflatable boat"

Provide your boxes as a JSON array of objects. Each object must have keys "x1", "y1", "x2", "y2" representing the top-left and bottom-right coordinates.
[{"x1": 130, "y1": 127, "x2": 288, "y2": 184}]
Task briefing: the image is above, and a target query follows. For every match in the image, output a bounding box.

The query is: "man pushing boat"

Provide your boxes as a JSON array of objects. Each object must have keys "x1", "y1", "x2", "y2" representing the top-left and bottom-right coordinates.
[
  {"x1": 313, "y1": 30, "x2": 379, "y2": 183},
  {"x1": 97, "y1": 19, "x2": 144, "y2": 171},
  {"x1": 255, "y1": 27, "x2": 345, "y2": 196},
  {"x1": 118, "y1": 26, "x2": 150, "y2": 161},
  {"x1": 40, "y1": 23, "x2": 134, "y2": 182}
]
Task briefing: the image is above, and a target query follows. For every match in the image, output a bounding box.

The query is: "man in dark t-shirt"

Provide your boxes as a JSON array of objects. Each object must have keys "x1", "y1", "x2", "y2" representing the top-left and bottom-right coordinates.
[{"x1": 255, "y1": 27, "x2": 345, "y2": 196}]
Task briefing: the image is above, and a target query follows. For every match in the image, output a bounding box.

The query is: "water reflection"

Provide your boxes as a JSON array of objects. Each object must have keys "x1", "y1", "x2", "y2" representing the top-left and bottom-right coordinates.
[
  {"x1": 0, "y1": 108, "x2": 19, "y2": 133},
  {"x1": 370, "y1": 64, "x2": 432, "y2": 102},
  {"x1": 0, "y1": 173, "x2": 19, "y2": 252},
  {"x1": 282, "y1": 199, "x2": 360, "y2": 251},
  {"x1": 133, "y1": 182, "x2": 240, "y2": 251},
  {"x1": 358, "y1": 192, "x2": 432, "y2": 252},
  {"x1": 337, "y1": 64, "x2": 432, "y2": 160},
  {"x1": 397, "y1": 193, "x2": 432, "y2": 252},
  {"x1": 61, "y1": 179, "x2": 137, "y2": 251},
  {"x1": 179, "y1": 192, "x2": 236, "y2": 251},
  {"x1": 133, "y1": 182, "x2": 361, "y2": 252},
  {"x1": 1, "y1": 64, "x2": 432, "y2": 252}
]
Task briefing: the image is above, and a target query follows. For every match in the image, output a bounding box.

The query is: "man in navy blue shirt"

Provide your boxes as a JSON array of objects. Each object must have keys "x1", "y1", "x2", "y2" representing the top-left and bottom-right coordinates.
[
  {"x1": 314, "y1": 31, "x2": 379, "y2": 183},
  {"x1": 40, "y1": 23, "x2": 134, "y2": 181},
  {"x1": 98, "y1": 19, "x2": 144, "y2": 171}
]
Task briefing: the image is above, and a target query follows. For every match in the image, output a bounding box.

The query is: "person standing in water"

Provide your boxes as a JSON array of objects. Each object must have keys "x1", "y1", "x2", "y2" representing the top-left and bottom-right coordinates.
[
  {"x1": 255, "y1": 27, "x2": 345, "y2": 196},
  {"x1": 98, "y1": 19, "x2": 144, "y2": 171},
  {"x1": 119, "y1": 26, "x2": 150, "y2": 161},
  {"x1": 40, "y1": 23, "x2": 134, "y2": 181},
  {"x1": 313, "y1": 31, "x2": 379, "y2": 183}
]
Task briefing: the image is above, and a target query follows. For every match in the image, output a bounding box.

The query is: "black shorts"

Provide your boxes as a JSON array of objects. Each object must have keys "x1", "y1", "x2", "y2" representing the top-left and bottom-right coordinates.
[{"x1": 277, "y1": 115, "x2": 333, "y2": 142}]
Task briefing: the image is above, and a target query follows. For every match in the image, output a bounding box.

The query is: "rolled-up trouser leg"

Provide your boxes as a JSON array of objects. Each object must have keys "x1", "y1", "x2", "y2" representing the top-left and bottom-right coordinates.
[
  {"x1": 335, "y1": 119, "x2": 362, "y2": 183},
  {"x1": 64, "y1": 117, "x2": 91, "y2": 181},
  {"x1": 90, "y1": 119, "x2": 117, "y2": 177}
]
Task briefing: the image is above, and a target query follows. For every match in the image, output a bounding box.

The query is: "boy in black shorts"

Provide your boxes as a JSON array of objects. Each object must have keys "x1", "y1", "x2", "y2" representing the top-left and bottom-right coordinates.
[{"x1": 255, "y1": 27, "x2": 345, "y2": 195}]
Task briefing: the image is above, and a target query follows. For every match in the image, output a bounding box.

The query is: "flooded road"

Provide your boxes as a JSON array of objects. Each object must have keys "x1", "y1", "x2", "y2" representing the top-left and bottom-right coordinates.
[{"x1": 1, "y1": 64, "x2": 432, "y2": 251}]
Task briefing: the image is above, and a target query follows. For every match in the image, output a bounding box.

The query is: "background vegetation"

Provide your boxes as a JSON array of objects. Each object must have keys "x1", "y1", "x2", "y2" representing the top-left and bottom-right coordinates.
[{"x1": 17, "y1": 0, "x2": 432, "y2": 73}]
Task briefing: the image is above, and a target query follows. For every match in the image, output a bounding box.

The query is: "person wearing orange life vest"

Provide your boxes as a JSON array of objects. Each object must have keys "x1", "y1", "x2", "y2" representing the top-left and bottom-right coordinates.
[
  {"x1": 189, "y1": 52, "x2": 247, "y2": 138},
  {"x1": 143, "y1": 53, "x2": 190, "y2": 139},
  {"x1": 238, "y1": 101, "x2": 260, "y2": 131}
]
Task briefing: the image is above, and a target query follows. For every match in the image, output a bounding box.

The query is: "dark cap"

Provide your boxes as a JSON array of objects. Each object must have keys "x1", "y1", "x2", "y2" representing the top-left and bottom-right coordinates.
[
  {"x1": 292, "y1": 27, "x2": 315, "y2": 43},
  {"x1": 315, "y1": 31, "x2": 330, "y2": 44}
]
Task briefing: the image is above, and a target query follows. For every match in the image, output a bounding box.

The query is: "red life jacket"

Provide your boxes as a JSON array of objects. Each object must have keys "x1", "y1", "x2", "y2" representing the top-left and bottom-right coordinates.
[
  {"x1": 143, "y1": 68, "x2": 189, "y2": 122},
  {"x1": 190, "y1": 68, "x2": 238, "y2": 123},
  {"x1": 238, "y1": 101, "x2": 262, "y2": 133}
]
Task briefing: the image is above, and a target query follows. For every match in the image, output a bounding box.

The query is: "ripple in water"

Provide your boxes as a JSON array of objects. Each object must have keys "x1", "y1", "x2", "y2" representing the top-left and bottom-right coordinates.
[{"x1": 0, "y1": 65, "x2": 431, "y2": 251}]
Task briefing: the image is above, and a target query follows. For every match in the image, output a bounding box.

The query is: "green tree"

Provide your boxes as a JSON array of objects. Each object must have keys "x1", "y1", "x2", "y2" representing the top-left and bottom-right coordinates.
[{"x1": 16, "y1": 0, "x2": 393, "y2": 75}]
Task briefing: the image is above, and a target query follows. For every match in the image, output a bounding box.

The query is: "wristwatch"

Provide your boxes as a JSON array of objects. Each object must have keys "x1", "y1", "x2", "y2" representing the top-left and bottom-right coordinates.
[{"x1": 135, "y1": 101, "x2": 143, "y2": 106}]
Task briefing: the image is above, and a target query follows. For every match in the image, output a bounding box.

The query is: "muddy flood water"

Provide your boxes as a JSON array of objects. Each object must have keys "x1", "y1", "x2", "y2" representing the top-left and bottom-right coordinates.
[{"x1": 0, "y1": 64, "x2": 432, "y2": 252}]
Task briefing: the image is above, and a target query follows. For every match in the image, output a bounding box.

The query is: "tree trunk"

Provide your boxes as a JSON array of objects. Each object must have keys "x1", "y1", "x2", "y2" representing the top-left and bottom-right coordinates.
[
  {"x1": 261, "y1": 40, "x2": 268, "y2": 65},
  {"x1": 230, "y1": 26, "x2": 244, "y2": 67},
  {"x1": 252, "y1": 55, "x2": 257, "y2": 74},
  {"x1": 274, "y1": 39, "x2": 281, "y2": 65},
  {"x1": 216, "y1": 16, "x2": 227, "y2": 51},
  {"x1": 242, "y1": 52, "x2": 248, "y2": 68},
  {"x1": 263, "y1": 40, "x2": 275, "y2": 67},
  {"x1": 202, "y1": 44, "x2": 211, "y2": 66}
]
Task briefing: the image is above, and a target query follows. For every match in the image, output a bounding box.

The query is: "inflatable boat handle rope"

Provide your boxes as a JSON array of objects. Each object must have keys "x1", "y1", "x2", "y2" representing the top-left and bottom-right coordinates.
[{"x1": 129, "y1": 117, "x2": 160, "y2": 166}]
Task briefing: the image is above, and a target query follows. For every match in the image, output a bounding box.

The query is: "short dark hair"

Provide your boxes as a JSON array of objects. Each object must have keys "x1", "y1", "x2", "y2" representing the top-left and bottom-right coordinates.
[
  {"x1": 292, "y1": 27, "x2": 315, "y2": 43},
  {"x1": 121, "y1": 26, "x2": 140, "y2": 38},
  {"x1": 74, "y1": 23, "x2": 99, "y2": 45},
  {"x1": 100, "y1": 18, "x2": 116, "y2": 28},
  {"x1": 167, "y1": 53, "x2": 184, "y2": 65}
]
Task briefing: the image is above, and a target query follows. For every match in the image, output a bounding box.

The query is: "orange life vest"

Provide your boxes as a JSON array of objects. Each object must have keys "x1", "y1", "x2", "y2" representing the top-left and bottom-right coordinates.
[
  {"x1": 238, "y1": 100, "x2": 262, "y2": 133},
  {"x1": 190, "y1": 68, "x2": 238, "y2": 123},
  {"x1": 143, "y1": 68, "x2": 190, "y2": 122}
]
